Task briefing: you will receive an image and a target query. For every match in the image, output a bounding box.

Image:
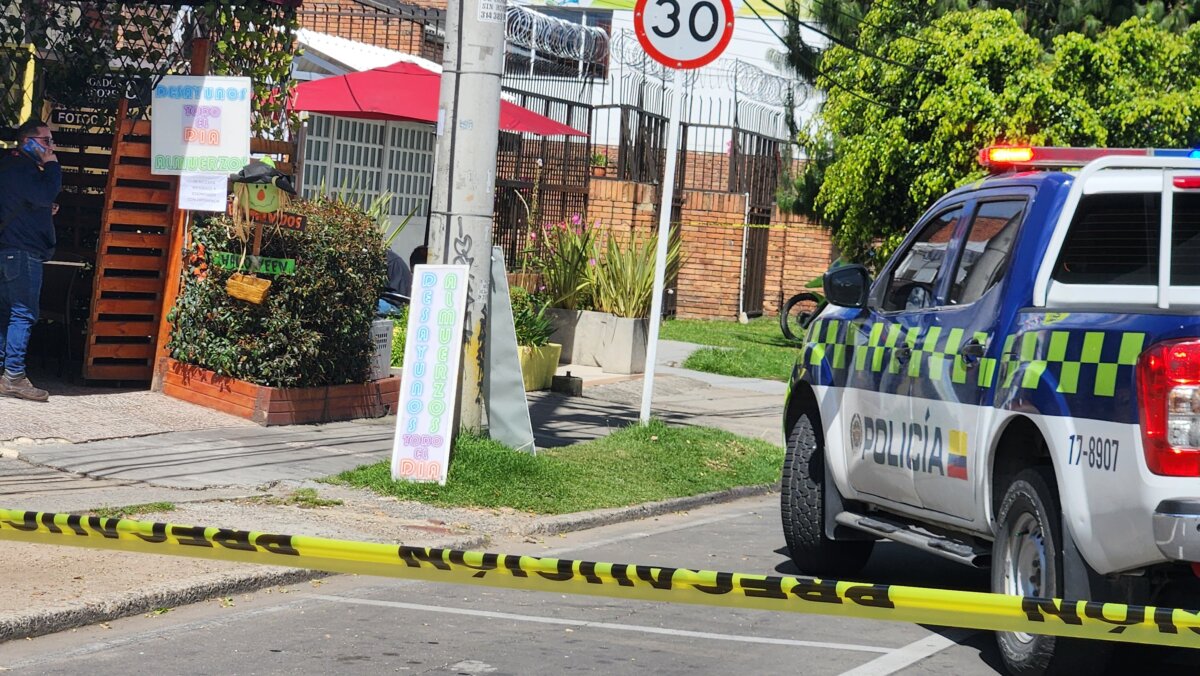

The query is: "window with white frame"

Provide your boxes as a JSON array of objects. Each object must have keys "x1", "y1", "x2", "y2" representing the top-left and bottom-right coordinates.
[
  {"x1": 385, "y1": 123, "x2": 435, "y2": 220},
  {"x1": 302, "y1": 114, "x2": 435, "y2": 221}
]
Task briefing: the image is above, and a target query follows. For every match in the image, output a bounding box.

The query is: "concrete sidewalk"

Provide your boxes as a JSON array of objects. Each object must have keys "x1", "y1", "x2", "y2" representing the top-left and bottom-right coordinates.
[{"x1": 0, "y1": 340, "x2": 789, "y2": 641}]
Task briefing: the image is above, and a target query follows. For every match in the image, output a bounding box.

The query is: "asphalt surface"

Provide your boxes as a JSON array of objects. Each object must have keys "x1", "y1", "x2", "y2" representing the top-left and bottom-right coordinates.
[{"x1": 4, "y1": 494, "x2": 1195, "y2": 675}]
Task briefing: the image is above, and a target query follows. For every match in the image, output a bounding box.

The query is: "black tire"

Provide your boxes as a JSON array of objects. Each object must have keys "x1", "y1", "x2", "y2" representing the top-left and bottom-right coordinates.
[
  {"x1": 992, "y1": 468, "x2": 1112, "y2": 676},
  {"x1": 781, "y1": 412, "x2": 873, "y2": 576},
  {"x1": 780, "y1": 292, "x2": 823, "y2": 342}
]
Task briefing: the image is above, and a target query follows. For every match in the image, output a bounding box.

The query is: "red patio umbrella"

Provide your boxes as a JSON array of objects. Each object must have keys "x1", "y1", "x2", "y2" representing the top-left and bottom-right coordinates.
[{"x1": 291, "y1": 62, "x2": 587, "y2": 137}]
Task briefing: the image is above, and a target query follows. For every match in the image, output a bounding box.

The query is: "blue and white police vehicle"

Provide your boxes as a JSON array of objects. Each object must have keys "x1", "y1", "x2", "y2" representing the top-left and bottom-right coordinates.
[{"x1": 781, "y1": 146, "x2": 1200, "y2": 675}]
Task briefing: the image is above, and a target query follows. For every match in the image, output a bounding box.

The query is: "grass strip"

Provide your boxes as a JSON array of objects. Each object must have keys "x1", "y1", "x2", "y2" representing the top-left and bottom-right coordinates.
[
  {"x1": 88, "y1": 502, "x2": 176, "y2": 520},
  {"x1": 683, "y1": 346, "x2": 797, "y2": 382},
  {"x1": 248, "y1": 488, "x2": 344, "y2": 508},
  {"x1": 329, "y1": 420, "x2": 782, "y2": 515},
  {"x1": 661, "y1": 317, "x2": 799, "y2": 381}
]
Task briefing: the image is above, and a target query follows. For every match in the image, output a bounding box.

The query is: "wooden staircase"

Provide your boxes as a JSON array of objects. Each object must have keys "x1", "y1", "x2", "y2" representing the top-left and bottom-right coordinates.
[{"x1": 82, "y1": 115, "x2": 179, "y2": 382}]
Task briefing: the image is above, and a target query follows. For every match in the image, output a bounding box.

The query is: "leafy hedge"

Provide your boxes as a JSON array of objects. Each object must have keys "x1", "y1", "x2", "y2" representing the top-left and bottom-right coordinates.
[{"x1": 167, "y1": 197, "x2": 387, "y2": 387}]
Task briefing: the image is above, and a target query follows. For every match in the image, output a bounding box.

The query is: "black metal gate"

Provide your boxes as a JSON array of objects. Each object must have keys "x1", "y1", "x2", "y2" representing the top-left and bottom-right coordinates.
[
  {"x1": 491, "y1": 89, "x2": 593, "y2": 268},
  {"x1": 740, "y1": 221, "x2": 769, "y2": 317},
  {"x1": 731, "y1": 129, "x2": 783, "y2": 317}
]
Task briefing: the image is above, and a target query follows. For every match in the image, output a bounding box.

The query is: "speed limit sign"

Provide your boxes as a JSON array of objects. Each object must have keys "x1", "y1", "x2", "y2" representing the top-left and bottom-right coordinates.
[
  {"x1": 633, "y1": 0, "x2": 732, "y2": 424},
  {"x1": 634, "y1": 0, "x2": 735, "y2": 70}
]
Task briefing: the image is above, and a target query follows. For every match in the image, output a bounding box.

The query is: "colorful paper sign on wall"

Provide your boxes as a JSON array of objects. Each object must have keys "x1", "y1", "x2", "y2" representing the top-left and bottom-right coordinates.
[
  {"x1": 391, "y1": 265, "x2": 470, "y2": 485},
  {"x1": 150, "y1": 75, "x2": 252, "y2": 175},
  {"x1": 178, "y1": 173, "x2": 230, "y2": 212}
]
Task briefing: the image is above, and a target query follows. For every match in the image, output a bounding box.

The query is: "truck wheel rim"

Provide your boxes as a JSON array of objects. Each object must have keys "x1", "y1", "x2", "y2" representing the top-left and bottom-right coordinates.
[{"x1": 1003, "y1": 511, "x2": 1047, "y2": 644}]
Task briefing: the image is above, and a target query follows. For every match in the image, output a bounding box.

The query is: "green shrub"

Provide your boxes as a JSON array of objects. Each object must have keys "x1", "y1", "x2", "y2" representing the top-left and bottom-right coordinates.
[
  {"x1": 511, "y1": 286, "x2": 553, "y2": 347},
  {"x1": 167, "y1": 196, "x2": 387, "y2": 387},
  {"x1": 589, "y1": 231, "x2": 682, "y2": 318},
  {"x1": 535, "y1": 216, "x2": 598, "y2": 310}
]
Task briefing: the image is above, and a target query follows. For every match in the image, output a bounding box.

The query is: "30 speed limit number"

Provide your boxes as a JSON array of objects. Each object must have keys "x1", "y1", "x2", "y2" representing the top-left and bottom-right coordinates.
[{"x1": 634, "y1": 0, "x2": 735, "y2": 70}]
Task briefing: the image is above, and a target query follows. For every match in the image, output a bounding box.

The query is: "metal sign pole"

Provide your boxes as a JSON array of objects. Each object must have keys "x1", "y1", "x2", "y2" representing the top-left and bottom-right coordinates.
[{"x1": 640, "y1": 69, "x2": 684, "y2": 423}]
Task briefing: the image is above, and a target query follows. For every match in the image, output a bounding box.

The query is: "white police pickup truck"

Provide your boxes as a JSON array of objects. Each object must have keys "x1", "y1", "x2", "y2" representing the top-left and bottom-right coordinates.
[{"x1": 781, "y1": 146, "x2": 1200, "y2": 675}]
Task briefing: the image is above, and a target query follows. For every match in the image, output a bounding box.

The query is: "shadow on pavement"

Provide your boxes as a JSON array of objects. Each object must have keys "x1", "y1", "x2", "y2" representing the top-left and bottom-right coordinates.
[{"x1": 527, "y1": 390, "x2": 692, "y2": 448}]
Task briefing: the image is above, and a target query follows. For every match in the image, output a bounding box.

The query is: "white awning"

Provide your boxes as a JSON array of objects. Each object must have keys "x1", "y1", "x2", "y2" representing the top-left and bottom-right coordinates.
[{"x1": 293, "y1": 28, "x2": 442, "y2": 79}]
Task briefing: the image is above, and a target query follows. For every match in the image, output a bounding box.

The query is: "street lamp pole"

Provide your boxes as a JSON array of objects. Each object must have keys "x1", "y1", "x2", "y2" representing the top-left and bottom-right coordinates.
[{"x1": 427, "y1": 0, "x2": 508, "y2": 432}]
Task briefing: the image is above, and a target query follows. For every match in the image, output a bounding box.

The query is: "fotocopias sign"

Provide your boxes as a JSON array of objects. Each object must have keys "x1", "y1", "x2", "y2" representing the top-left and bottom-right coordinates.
[
  {"x1": 150, "y1": 75, "x2": 252, "y2": 175},
  {"x1": 392, "y1": 265, "x2": 470, "y2": 484}
]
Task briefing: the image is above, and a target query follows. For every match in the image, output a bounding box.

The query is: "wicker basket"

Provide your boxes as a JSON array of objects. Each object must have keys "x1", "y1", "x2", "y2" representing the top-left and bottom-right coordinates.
[{"x1": 226, "y1": 273, "x2": 272, "y2": 304}]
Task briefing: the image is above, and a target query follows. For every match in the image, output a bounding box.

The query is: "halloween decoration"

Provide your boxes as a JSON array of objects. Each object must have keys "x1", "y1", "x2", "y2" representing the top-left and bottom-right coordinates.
[{"x1": 224, "y1": 157, "x2": 298, "y2": 304}]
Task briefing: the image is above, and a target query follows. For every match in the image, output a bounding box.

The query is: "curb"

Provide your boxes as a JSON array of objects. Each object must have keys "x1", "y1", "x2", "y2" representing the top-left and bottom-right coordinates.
[
  {"x1": 526, "y1": 483, "x2": 778, "y2": 535},
  {"x1": 0, "y1": 567, "x2": 321, "y2": 644},
  {"x1": 0, "y1": 486, "x2": 776, "y2": 643}
]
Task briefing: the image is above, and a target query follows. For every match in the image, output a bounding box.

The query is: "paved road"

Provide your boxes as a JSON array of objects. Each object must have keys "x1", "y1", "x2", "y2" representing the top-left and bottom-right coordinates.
[{"x1": 2, "y1": 495, "x2": 1194, "y2": 674}]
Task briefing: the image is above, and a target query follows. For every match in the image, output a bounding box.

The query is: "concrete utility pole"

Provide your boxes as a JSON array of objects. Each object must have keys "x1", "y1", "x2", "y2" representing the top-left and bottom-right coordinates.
[{"x1": 427, "y1": 0, "x2": 508, "y2": 432}]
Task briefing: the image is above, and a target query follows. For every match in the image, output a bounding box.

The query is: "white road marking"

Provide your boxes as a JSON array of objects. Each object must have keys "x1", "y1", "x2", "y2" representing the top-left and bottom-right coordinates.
[
  {"x1": 837, "y1": 630, "x2": 974, "y2": 676},
  {"x1": 538, "y1": 508, "x2": 763, "y2": 556},
  {"x1": 307, "y1": 593, "x2": 893, "y2": 654}
]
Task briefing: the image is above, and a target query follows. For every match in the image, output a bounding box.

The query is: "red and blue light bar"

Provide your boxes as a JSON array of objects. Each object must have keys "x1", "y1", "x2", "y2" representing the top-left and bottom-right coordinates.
[{"x1": 980, "y1": 145, "x2": 1200, "y2": 171}]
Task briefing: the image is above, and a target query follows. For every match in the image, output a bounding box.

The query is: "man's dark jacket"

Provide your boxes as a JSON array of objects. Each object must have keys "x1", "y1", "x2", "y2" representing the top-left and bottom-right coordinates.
[{"x1": 0, "y1": 150, "x2": 62, "y2": 260}]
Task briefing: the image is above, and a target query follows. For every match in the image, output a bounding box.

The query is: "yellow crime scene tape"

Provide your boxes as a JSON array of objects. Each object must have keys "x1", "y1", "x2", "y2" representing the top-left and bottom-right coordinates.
[{"x1": 0, "y1": 508, "x2": 1197, "y2": 648}]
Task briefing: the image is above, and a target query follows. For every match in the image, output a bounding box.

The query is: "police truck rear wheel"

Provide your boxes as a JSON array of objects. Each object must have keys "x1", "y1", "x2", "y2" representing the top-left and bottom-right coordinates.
[
  {"x1": 992, "y1": 468, "x2": 1109, "y2": 676},
  {"x1": 781, "y1": 413, "x2": 873, "y2": 576}
]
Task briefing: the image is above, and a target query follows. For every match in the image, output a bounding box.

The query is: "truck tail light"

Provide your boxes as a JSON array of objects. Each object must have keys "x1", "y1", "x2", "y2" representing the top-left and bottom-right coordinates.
[{"x1": 1137, "y1": 340, "x2": 1200, "y2": 476}]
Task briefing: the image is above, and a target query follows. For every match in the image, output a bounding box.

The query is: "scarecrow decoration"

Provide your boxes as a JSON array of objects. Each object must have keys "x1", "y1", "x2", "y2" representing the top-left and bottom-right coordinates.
[{"x1": 225, "y1": 157, "x2": 298, "y2": 304}]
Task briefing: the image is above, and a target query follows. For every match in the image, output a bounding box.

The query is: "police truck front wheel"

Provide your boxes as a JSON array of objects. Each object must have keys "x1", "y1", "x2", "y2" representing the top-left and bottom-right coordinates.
[
  {"x1": 992, "y1": 468, "x2": 1110, "y2": 676},
  {"x1": 781, "y1": 413, "x2": 873, "y2": 576}
]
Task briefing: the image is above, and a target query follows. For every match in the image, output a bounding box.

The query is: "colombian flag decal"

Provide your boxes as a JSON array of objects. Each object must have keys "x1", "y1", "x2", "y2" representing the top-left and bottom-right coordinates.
[{"x1": 947, "y1": 430, "x2": 968, "y2": 480}]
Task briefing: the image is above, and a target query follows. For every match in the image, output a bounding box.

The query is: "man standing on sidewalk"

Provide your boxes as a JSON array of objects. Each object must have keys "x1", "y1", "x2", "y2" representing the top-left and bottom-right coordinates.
[{"x1": 0, "y1": 119, "x2": 62, "y2": 402}]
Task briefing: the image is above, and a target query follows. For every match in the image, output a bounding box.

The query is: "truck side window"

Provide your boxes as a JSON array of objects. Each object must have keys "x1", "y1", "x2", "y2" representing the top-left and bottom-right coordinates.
[
  {"x1": 880, "y1": 207, "x2": 961, "y2": 312},
  {"x1": 1054, "y1": 193, "x2": 1160, "y2": 285},
  {"x1": 1172, "y1": 192, "x2": 1200, "y2": 285},
  {"x1": 949, "y1": 199, "x2": 1026, "y2": 305}
]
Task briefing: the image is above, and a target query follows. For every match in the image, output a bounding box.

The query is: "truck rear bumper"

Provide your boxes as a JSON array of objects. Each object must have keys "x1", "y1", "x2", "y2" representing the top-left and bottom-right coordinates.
[{"x1": 1153, "y1": 499, "x2": 1200, "y2": 562}]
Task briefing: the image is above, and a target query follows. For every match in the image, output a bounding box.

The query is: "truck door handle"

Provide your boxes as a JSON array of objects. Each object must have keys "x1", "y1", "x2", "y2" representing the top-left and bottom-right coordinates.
[{"x1": 960, "y1": 339, "x2": 985, "y2": 363}]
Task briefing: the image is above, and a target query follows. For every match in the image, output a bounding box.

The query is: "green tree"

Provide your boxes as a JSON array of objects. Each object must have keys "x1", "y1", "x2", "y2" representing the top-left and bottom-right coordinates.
[
  {"x1": 803, "y1": 0, "x2": 1200, "y2": 46},
  {"x1": 802, "y1": 8, "x2": 1200, "y2": 261}
]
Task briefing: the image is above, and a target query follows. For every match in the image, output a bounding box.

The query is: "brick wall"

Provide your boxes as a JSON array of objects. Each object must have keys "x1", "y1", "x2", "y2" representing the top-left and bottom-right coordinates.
[
  {"x1": 586, "y1": 179, "x2": 658, "y2": 246},
  {"x1": 299, "y1": 0, "x2": 445, "y2": 59},
  {"x1": 763, "y1": 208, "x2": 838, "y2": 317},
  {"x1": 586, "y1": 180, "x2": 836, "y2": 320},
  {"x1": 675, "y1": 191, "x2": 747, "y2": 319}
]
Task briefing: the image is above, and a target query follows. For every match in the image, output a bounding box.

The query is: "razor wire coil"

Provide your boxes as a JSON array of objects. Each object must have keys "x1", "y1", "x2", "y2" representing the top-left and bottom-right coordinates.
[{"x1": 506, "y1": 4, "x2": 610, "y2": 64}]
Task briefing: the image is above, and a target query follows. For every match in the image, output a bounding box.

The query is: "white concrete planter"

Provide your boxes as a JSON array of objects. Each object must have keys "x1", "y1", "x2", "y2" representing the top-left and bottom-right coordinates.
[
  {"x1": 545, "y1": 308, "x2": 648, "y2": 374},
  {"x1": 546, "y1": 308, "x2": 582, "y2": 365},
  {"x1": 594, "y1": 313, "x2": 649, "y2": 374}
]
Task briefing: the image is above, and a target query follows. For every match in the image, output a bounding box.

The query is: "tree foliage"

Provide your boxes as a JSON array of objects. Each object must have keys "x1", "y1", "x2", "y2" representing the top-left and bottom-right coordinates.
[
  {"x1": 0, "y1": 1, "x2": 298, "y2": 134},
  {"x1": 806, "y1": 0, "x2": 1200, "y2": 46},
  {"x1": 797, "y1": 5, "x2": 1200, "y2": 261}
]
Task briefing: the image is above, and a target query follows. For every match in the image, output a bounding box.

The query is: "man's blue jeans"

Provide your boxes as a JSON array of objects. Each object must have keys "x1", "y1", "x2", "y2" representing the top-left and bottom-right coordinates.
[{"x1": 0, "y1": 249, "x2": 43, "y2": 376}]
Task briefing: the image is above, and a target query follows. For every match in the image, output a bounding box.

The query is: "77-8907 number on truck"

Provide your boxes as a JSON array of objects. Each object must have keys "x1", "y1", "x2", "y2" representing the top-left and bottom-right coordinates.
[
  {"x1": 1066, "y1": 434, "x2": 1118, "y2": 471},
  {"x1": 781, "y1": 146, "x2": 1200, "y2": 676}
]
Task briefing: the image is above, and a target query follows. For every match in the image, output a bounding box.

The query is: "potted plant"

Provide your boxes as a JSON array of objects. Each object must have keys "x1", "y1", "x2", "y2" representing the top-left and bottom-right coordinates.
[
  {"x1": 589, "y1": 152, "x2": 608, "y2": 178},
  {"x1": 585, "y1": 230, "x2": 683, "y2": 374},
  {"x1": 508, "y1": 222, "x2": 543, "y2": 294},
  {"x1": 511, "y1": 286, "x2": 561, "y2": 391},
  {"x1": 536, "y1": 214, "x2": 598, "y2": 362}
]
